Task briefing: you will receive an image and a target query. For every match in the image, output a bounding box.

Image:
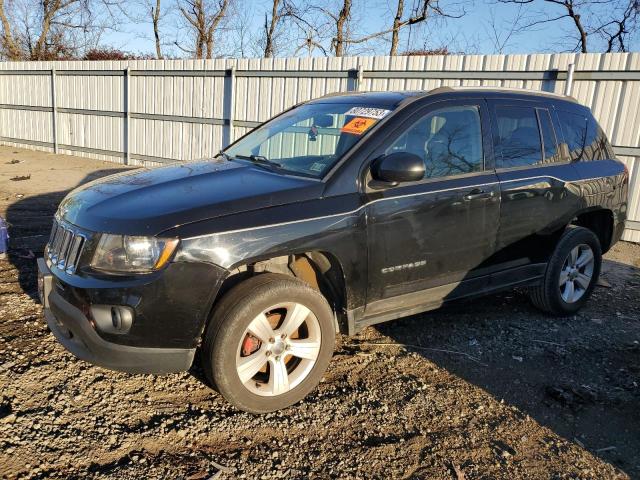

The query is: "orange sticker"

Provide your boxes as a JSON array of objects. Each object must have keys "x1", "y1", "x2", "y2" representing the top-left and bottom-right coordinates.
[{"x1": 341, "y1": 117, "x2": 376, "y2": 135}]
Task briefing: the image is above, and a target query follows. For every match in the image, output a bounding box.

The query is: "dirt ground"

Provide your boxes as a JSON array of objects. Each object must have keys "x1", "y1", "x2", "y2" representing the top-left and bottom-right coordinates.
[{"x1": 1, "y1": 145, "x2": 639, "y2": 480}]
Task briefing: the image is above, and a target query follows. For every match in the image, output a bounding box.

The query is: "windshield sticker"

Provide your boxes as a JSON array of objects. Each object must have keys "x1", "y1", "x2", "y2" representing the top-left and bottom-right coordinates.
[
  {"x1": 341, "y1": 117, "x2": 376, "y2": 135},
  {"x1": 309, "y1": 162, "x2": 324, "y2": 172},
  {"x1": 344, "y1": 107, "x2": 391, "y2": 119}
]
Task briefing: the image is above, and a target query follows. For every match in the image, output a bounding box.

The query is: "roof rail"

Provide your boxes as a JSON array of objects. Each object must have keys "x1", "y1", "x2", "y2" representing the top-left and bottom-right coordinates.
[{"x1": 428, "y1": 85, "x2": 578, "y2": 103}]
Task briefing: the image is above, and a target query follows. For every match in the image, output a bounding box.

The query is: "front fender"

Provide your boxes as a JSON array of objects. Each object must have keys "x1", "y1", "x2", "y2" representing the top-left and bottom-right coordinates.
[{"x1": 173, "y1": 208, "x2": 368, "y2": 311}]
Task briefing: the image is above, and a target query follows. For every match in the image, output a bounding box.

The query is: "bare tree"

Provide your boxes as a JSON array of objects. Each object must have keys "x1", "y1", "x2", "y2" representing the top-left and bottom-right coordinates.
[
  {"x1": 595, "y1": 0, "x2": 639, "y2": 52},
  {"x1": 177, "y1": 0, "x2": 230, "y2": 59},
  {"x1": 307, "y1": 0, "x2": 386, "y2": 56},
  {"x1": 497, "y1": 0, "x2": 639, "y2": 53},
  {"x1": 565, "y1": 1, "x2": 588, "y2": 52},
  {"x1": 332, "y1": 0, "x2": 350, "y2": 56},
  {"x1": 284, "y1": 1, "x2": 330, "y2": 56},
  {"x1": 263, "y1": 0, "x2": 282, "y2": 57},
  {"x1": 497, "y1": 0, "x2": 589, "y2": 52},
  {"x1": 389, "y1": 0, "x2": 462, "y2": 55},
  {"x1": 128, "y1": 0, "x2": 174, "y2": 59},
  {"x1": 222, "y1": 0, "x2": 258, "y2": 57},
  {"x1": 151, "y1": 0, "x2": 163, "y2": 59},
  {"x1": 262, "y1": 0, "x2": 317, "y2": 58},
  {"x1": 402, "y1": 47, "x2": 449, "y2": 55},
  {"x1": 485, "y1": 3, "x2": 528, "y2": 53},
  {"x1": 0, "y1": 0, "x2": 126, "y2": 60},
  {"x1": 304, "y1": 0, "x2": 464, "y2": 57},
  {"x1": 292, "y1": 29, "x2": 328, "y2": 55},
  {"x1": 0, "y1": 0, "x2": 21, "y2": 59}
]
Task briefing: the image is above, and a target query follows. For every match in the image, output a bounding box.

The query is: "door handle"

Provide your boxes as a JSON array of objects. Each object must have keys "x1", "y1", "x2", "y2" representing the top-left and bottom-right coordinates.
[{"x1": 463, "y1": 188, "x2": 494, "y2": 201}]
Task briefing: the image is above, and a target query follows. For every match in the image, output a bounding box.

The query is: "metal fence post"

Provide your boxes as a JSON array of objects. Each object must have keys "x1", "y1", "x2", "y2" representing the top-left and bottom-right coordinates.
[
  {"x1": 564, "y1": 63, "x2": 575, "y2": 96},
  {"x1": 223, "y1": 66, "x2": 236, "y2": 148},
  {"x1": 347, "y1": 68, "x2": 357, "y2": 91},
  {"x1": 50, "y1": 68, "x2": 58, "y2": 154},
  {"x1": 348, "y1": 65, "x2": 364, "y2": 92},
  {"x1": 124, "y1": 67, "x2": 131, "y2": 165}
]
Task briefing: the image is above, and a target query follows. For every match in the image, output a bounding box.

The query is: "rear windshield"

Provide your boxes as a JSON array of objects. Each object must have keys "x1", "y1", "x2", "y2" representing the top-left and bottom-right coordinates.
[{"x1": 224, "y1": 102, "x2": 394, "y2": 178}]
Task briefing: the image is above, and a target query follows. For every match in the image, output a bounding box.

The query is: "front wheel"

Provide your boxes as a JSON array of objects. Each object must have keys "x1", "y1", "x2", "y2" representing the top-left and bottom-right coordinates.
[
  {"x1": 529, "y1": 226, "x2": 602, "y2": 316},
  {"x1": 201, "y1": 273, "x2": 336, "y2": 413}
]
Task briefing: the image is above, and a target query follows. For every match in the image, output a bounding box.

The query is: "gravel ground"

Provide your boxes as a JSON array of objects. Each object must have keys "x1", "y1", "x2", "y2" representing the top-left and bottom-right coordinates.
[{"x1": 1, "y1": 146, "x2": 639, "y2": 479}]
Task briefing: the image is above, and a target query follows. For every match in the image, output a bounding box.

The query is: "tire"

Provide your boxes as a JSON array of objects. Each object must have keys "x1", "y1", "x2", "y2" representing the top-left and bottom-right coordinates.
[
  {"x1": 529, "y1": 226, "x2": 602, "y2": 316},
  {"x1": 201, "y1": 273, "x2": 335, "y2": 413}
]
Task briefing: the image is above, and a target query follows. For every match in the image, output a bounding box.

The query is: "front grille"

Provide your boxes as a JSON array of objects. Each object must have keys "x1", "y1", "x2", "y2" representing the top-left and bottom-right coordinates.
[{"x1": 47, "y1": 219, "x2": 86, "y2": 274}]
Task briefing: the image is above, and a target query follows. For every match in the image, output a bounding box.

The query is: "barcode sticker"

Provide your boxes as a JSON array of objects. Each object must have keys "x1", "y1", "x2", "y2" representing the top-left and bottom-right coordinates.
[{"x1": 344, "y1": 107, "x2": 391, "y2": 119}]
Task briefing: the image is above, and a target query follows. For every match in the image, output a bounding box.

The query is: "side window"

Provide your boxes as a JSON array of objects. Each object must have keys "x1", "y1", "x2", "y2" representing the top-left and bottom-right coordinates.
[
  {"x1": 386, "y1": 105, "x2": 483, "y2": 179},
  {"x1": 557, "y1": 110, "x2": 612, "y2": 161},
  {"x1": 536, "y1": 108, "x2": 559, "y2": 162},
  {"x1": 495, "y1": 106, "x2": 542, "y2": 168},
  {"x1": 557, "y1": 111, "x2": 588, "y2": 161}
]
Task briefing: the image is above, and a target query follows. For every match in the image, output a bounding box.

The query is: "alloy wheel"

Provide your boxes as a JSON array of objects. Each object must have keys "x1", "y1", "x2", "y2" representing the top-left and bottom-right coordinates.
[
  {"x1": 559, "y1": 243, "x2": 595, "y2": 303},
  {"x1": 235, "y1": 302, "x2": 321, "y2": 397}
]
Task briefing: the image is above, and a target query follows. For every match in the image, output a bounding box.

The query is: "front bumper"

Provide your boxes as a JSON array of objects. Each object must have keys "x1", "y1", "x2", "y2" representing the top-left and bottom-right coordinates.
[{"x1": 38, "y1": 258, "x2": 198, "y2": 374}]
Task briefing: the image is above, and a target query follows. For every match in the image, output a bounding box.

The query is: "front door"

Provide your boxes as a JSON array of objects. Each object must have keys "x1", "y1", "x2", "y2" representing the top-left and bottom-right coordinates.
[{"x1": 364, "y1": 99, "x2": 501, "y2": 316}]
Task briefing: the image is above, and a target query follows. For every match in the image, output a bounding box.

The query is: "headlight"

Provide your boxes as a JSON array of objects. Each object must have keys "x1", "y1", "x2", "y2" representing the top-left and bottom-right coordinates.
[{"x1": 91, "y1": 234, "x2": 179, "y2": 273}]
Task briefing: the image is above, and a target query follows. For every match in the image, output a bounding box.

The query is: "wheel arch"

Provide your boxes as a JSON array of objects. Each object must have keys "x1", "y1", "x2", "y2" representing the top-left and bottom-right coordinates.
[
  {"x1": 211, "y1": 250, "x2": 350, "y2": 334},
  {"x1": 572, "y1": 207, "x2": 614, "y2": 253}
]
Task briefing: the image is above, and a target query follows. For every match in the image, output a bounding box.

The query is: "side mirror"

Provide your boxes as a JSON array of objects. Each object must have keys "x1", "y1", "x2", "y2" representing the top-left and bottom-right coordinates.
[{"x1": 370, "y1": 152, "x2": 425, "y2": 185}]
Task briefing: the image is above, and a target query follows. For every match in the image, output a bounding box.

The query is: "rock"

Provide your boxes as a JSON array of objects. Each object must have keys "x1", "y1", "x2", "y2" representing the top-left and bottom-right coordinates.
[{"x1": 1, "y1": 414, "x2": 17, "y2": 424}]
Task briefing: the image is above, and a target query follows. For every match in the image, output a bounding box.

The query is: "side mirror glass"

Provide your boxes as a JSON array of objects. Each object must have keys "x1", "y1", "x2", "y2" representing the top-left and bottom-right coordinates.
[{"x1": 370, "y1": 152, "x2": 425, "y2": 185}]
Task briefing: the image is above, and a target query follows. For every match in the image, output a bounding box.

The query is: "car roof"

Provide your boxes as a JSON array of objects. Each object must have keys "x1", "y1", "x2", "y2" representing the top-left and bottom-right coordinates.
[
  {"x1": 306, "y1": 91, "x2": 420, "y2": 108},
  {"x1": 308, "y1": 86, "x2": 579, "y2": 109}
]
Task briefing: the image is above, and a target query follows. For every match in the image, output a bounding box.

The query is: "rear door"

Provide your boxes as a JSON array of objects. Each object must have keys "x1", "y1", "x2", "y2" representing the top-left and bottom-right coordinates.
[
  {"x1": 364, "y1": 98, "x2": 501, "y2": 315},
  {"x1": 489, "y1": 99, "x2": 581, "y2": 264}
]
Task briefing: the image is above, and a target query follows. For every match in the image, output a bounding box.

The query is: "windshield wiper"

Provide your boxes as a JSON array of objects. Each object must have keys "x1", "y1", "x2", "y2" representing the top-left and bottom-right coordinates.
[{"x1": 234, "y1": 154, "x2": 282, "y2": 169}]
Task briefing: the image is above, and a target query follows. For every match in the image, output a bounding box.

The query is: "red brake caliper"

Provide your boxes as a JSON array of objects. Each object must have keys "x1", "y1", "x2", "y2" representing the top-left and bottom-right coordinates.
[{"x1": 241, "y1": 334, "x2": 262, "y2": 356}]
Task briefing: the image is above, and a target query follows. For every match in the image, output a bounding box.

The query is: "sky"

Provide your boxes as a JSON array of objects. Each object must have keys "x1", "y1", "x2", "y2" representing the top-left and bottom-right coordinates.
[{"x1": 101, "y1": 0, "x2": 638, "y2": 58}]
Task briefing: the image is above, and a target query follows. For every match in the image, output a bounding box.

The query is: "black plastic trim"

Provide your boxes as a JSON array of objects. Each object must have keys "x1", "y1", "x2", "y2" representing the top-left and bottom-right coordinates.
[{"x1": 45, "y1": 289, "x2": 195, "y2": 374}]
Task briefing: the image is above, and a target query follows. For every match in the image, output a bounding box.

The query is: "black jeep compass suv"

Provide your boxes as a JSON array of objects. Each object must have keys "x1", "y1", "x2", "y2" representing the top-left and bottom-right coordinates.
[{"x1": 38, "y1": 87, "x2": 628, "y2": 413}]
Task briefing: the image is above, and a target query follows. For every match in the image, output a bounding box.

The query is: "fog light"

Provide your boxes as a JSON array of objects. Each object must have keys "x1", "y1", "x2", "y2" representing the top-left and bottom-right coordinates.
[
  {"x1": 111, "y1": 307, "x2": 121, "y2": 329},
  {"x1": 110, "y1": 306, "x2": 133, "y2": 331},
  {"x1": 90, "y1": 305, "x2": 134, "y2": 334}
]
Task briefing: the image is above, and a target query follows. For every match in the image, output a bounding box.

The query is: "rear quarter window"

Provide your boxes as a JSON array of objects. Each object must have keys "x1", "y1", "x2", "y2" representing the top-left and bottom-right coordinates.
[{"x1": 557, "y1": 110, "x2": 612, "y2": 161}]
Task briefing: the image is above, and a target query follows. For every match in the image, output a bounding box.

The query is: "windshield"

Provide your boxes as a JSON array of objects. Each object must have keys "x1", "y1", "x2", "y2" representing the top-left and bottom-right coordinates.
[{"x1": 223, "y1": 102, "x2": 394, "y2": 178}]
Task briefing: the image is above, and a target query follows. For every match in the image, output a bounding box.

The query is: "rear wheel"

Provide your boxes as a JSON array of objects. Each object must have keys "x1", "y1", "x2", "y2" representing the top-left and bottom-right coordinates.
[
  {"x1": 529, "y1": 226, "x2": 601, "y2": 316},
  {"x1": 201, "y1": 273, "x2": 335, "y2": 413}
]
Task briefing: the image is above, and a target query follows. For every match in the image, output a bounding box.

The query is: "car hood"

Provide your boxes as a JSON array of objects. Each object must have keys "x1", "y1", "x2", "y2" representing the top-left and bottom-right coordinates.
[{"x1": 58, "y1": 160, "x2": 323, "y2": 235}]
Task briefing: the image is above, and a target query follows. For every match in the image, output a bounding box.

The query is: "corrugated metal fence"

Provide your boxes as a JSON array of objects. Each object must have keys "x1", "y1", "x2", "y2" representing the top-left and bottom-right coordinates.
[{"x1": 0, "y1": 53, "x2": 639, "y2": 242}]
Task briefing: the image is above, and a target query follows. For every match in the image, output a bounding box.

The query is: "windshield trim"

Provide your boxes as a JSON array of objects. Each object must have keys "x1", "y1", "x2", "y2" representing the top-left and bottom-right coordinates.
[
  {"x1": 216, "y1": 153, "x2": 324, "y2": 182},
  {"x1": 227, "y1": 155, "x2": 323, "y2": 180}
]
